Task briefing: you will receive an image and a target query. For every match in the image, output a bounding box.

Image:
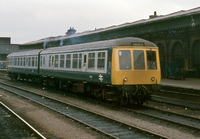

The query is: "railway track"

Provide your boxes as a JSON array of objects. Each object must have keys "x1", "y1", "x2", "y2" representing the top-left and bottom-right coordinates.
[
  {"x1": 0, "y1": 101, "x2": 46, "y2": 139},
  {"x1": 0, "y1": 81, "x2": 167, "y2": 139},
  {"x1": 125, "y1": 105, "x2": 200, "y2": 136},
  {"x1": 151, "y1": 85, "x2": 200, "y2": 110},
  {"x1": 156, "y1": 85, "x2": 200, "y2": 104},
  {"x1": 151, "y1": 95, "x2": 200, "y2": 110},
  {"x1": 1, "y1": 71, "x2": 199, "y2": 110},
  {"x1": 1, "y1": 73, "x2": 200, "y2": 138}
]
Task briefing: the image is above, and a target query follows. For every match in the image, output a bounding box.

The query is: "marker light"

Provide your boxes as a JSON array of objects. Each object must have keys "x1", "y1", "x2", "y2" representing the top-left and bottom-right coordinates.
[
  {"x1": 123, "y1": 77, "x2": 128, "y2": 82},
  {"x1": 151, "y1": 77, "x2": 155, "y2": 81}
]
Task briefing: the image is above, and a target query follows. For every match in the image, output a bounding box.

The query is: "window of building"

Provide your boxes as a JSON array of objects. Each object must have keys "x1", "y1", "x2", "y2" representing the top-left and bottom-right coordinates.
[
  {"x1": 66, "y1": 54, "x2": 71, "y2": 68},
  {"x1": 60, "y1": 55, "x2": 64, "y2": 68},
  {"x1": 147, "y1": 51, "x2": 157, "y2": 70},
  {"x1": 88, "y1": 53, "x2": 95, "y2": 70},
  {"x1": 133, "y1": 50, "x2": 145, "y2": 70},
  {"x1": 119, "y1": 50, "x2": 131, "y2": 70},
  {"x1": 97, "y1": 52, "x2": 105, "y2": 70}
]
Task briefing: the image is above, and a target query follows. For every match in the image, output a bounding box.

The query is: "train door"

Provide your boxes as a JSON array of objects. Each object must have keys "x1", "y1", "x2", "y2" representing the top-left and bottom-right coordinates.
[
  {"x1": 82, "y1": 53, "x2": 88, "y2": 72},
  {"x1": 49, "y1": 55, "x2": 55, "y2": 69}
]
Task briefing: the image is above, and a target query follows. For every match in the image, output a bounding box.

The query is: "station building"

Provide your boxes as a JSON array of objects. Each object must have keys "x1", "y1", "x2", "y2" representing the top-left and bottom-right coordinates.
[
  {"x1": 0, "y1": 37, "x2": 19, "y2": 69},
  {"x1": 20, "y1": 7, "x2": 200, "y2": 78}
]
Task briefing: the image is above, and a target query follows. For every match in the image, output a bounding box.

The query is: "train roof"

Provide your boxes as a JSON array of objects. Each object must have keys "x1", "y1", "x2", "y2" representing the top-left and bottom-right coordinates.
[
  {"x1": 7, "y1": 37, "x2": 157, "y2": 57},
  {"x1": 7, "y1": 49, "x2": 42, "y2": 57},
  {"x1": 40, "y1": 37, "x2": 157, "y2": 54}
]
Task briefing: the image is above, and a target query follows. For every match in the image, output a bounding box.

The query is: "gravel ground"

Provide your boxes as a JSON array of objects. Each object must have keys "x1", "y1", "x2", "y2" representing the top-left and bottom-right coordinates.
[
  {"x1": 0, "y1": 89, "x2": 105, "y2": 139},
  {"x1": 0, "y1": 102, "x2": 39, "y2": 139},
  {"x1": 0, "y1": 77, "x2": 200, "y2": 139}
]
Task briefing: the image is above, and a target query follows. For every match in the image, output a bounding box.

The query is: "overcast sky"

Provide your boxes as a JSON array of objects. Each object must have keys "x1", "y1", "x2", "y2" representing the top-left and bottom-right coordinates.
[{"x1": 1, "y1": 0, "x2": 200, "y2": 44}]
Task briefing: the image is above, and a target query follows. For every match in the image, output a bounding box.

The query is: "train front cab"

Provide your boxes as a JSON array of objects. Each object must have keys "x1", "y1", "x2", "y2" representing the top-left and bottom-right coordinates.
[{"x1": 111, "y1": 46, "x2": 161, "y2": 104}]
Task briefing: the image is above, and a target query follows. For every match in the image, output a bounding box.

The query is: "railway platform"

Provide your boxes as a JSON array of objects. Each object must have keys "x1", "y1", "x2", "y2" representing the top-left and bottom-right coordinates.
[{"x1": 161, "y1": 78, "x2": 200, "y2": 90}]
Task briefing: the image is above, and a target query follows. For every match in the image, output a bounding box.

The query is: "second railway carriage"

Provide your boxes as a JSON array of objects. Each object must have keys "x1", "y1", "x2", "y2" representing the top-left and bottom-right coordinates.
[
  {"x1": 7, "y1": 37, "x2": 161, "y2": 105},
  {"x1": 7, "y1": 49, "x2": 42, "y2": 80}
]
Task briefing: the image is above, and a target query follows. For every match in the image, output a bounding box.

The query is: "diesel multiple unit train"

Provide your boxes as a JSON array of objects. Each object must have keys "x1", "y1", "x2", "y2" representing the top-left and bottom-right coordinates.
[{"x1": 7, "y1": 37, "x2": 161, "y2": 105}]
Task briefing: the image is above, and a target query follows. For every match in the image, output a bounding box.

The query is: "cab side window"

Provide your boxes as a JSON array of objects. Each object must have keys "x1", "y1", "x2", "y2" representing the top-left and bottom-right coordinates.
[{"x1": 147, "y1": 51, "x2": 157, "y2": 70}]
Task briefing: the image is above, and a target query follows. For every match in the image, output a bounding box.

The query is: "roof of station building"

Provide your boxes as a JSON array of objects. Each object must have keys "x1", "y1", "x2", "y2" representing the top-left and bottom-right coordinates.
[{"x1": 21, "y1": 7, "x2": 200, "y2": 46}]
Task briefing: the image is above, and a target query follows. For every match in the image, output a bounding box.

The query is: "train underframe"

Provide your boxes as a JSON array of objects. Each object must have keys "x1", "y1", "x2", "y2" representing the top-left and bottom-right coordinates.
[{"x1": 8, "y1": 72, "x2": 153, "y2": 105}]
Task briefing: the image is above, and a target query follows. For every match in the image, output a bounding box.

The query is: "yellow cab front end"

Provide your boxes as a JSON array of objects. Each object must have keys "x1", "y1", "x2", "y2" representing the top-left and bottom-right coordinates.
[{"x1": 111, "y1": 46, "x2": 161, "y2": 104}]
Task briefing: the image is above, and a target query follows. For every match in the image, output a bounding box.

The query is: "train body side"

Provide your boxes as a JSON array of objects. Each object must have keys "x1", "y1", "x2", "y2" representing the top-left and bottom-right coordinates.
[
  {"x1": 39, "y1": 49, "x2": 112, "y2": 85},
  {"x1": 7, "y1": 50, "x2": 42, "y2": 80}
]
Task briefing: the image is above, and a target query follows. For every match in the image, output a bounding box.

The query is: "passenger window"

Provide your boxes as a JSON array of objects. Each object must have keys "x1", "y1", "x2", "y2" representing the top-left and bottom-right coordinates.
[
  {"x1": 14, "y1": 57, "x2": 16, "y2": 66},
  {"x1": 22, "y1": 57, "x2": 24, "y2": 66},
  {"x1": 60, "y1": 55, "x2": 64, "y2": 68},
  {"x1": 119, "y1": 50, "x2": 131, "y2": 70},
  {"x1": 32, "y1": 57, "x2": 35, "y2": 67},
  {"x1": 49, "y1": 56, "x2": 51, "y2": 67},
  {"x1": 42, "y1": 57, "x2": 45, "y2": 67},
  {"x1": 24, "y1": 57, "x2": 26, "y2": 66},
  {"x1": 26, "y1": 57, "x2": 28, "y2": 66},
  {"x1": 79, "y1": 54, "x2": 82, "y2": 69},
  {"x1": 40, "y1": 56, "x2": 42, "y2": 66},
  {"x1": 55, "y1": 55, "x2": 59, "y2": 68},
  {"x1": 88, "y1": 53, "x2": 95, "y2": 70},
  {"x1": 73, "y1": 54, "x2": 78, "y2": 69},
  {"x1": 16, "y1": 57, "x2": 18, "y2": 66},
  {"x1": 36, "y1": 57, "x2": 38, "y2": 67},
  {"x1": 8, "y1": 58, "x2": 10, "y2": 65},
  {"x1": 147, "y1": 51, "x2": 157, "y2": 70},
  {"x1": 19, "y1": 57, "x2": 21, "y2": 66},
  {"x1": 133, "y1": 50, "x2": 145, "y2": 70},
  {"x1": 28, "y1": 57, "x2": 31, "y2": 67},
  {"x1": 10, "y1": 58, "x2": 12, "y2": 65},
  {"x1": 17, "y1": 57, "x2": 19, "y2": 66},
  {"x1": 66, "y1": 54, "x2": 71, "y2": 68},
  {"x1": 98, "y1": 52, "x2": 105, "y2": 70},
  {"x1": 20, "y1": 57, "x2": 23, "y2": 66}
]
